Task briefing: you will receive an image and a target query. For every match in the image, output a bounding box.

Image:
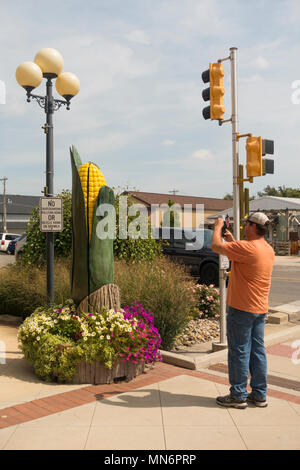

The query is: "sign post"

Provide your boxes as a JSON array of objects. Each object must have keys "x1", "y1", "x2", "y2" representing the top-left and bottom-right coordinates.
[
  {"x1": 212, "y1": 252, "x2": 229, "y2": 351},
  {"x1": 40, "y1": 197, "x2": 63, "y2": 304}
]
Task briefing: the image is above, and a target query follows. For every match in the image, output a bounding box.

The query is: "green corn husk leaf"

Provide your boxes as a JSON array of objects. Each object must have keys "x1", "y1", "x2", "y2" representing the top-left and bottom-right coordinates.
[
  {"x1": 70, "y1": 145, "x2": 115, "y2": 305},
  {"x1": 70, "y1": 146, "x2": 89, "y2": 304},
  {"x1": 89, "y1": 185, "x2": 115, "y2": 293}
]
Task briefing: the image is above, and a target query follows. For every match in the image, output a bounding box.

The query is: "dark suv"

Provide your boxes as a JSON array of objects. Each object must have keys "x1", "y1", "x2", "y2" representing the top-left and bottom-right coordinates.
[{"x1": 158, "y1": 227, "x2": 220, "y2": 286}]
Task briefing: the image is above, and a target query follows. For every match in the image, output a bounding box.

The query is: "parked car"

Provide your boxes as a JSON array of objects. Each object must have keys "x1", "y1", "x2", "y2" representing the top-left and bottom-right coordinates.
[
  {"x1": 7, "y1": 233, "x2": 26, "y2": 256},
  {"x1": 15, "y1": 234, "x2": 27, "y2": 260},
  {"x1": 0, "y1": 233, "x2": 20, "y2": 253},
  {"x1": 158, "y1": 227, "x2": 228, "y2": 287},
  {"x1": 7, "y1": 235, "x2": 21, "y2": 255}
]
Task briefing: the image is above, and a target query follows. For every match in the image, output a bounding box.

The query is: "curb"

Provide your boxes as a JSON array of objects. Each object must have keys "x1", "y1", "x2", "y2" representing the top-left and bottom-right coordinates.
[
  {"x1": 161, "y1": 323, "x2": 300, "y2": 371},
  {"x1": 0, "y1": 315, "x2": 23, "y2": 326},
  {"x1": 159, "y1": 350, "x2": 196, "y2": 370}
]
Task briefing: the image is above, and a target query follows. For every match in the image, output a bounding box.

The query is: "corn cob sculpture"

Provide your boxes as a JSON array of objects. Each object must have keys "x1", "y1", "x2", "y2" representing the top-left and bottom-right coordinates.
[{"x1": 70, "y1": 145, "x2": 120, "y2": 313}]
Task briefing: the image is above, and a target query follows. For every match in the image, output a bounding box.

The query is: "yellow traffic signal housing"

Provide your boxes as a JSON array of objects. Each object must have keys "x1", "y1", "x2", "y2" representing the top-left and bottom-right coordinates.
[
  {"x1": 210, "y1": 63, "x2": 225, "y2": 120},
  {"x1": 246, "y1": 136, "x2": 262, "y2": 177},
  {"x1": 202, "y1": 63, "x2": 225, "y2": 120}
]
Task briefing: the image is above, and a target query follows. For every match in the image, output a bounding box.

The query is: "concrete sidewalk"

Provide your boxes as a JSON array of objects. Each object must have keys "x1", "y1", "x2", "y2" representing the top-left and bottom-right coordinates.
[{"x1": 0, "y1": 319, "x2": 300, "y2": 450}]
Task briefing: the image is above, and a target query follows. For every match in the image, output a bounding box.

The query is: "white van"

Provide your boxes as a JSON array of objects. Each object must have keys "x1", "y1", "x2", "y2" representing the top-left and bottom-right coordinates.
[{"x1": 0, "y1": 233, "x2": 20, "y2": 253}]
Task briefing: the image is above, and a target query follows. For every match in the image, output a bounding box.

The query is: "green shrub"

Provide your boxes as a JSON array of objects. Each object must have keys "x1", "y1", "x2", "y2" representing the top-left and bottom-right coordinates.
[
  {"x1": 114, "y1": 258, "x2": 197, "y2": 350},
  {"x1": 191, "y1": 284, "x2": 220, "y2": 318},
  {"x1": 21, "y1": 189, "x2": 72, "y2": 267},
  {"x1": 113, "y1": 191, "x2": 163, "y2": 262},
  {"x1": 0, "y1": 260, "x2": 71, "y2": 318}
]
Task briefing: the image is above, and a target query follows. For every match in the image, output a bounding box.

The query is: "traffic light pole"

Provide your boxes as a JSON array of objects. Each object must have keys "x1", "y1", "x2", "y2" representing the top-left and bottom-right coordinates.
[
  {"x1": 230, "y1": 47, "x2": 240, "y2": 241},
  {"x1": 212, "y1": 47, "x2": 240, "y2": 351},
  {"x1": 217, "y1": 47, "x2": 240, "y2": 239}
]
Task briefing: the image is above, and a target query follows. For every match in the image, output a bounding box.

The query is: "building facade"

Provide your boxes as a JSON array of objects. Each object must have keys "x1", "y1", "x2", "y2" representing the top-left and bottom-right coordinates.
[
  {"x1": 123, "y1": 191, "x2": 233, "y2": 229},
  {"x1": 0, "y1": 194, "x2": 40, "y2": 234}
]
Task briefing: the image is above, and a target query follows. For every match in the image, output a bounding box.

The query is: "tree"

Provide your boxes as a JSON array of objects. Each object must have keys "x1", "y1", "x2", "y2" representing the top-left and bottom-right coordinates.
[
  {"x1": 161, "y1": 199, "x2": 181, "y2": 228},
  {"x1": 257, "y1": 185, "x2": 300, "y2": 198}
]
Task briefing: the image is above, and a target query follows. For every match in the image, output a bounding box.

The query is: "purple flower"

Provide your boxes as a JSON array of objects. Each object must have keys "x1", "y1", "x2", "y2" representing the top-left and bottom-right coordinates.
[{"x1": 122, "y1": 302, "x2": 162, "y2": 364}]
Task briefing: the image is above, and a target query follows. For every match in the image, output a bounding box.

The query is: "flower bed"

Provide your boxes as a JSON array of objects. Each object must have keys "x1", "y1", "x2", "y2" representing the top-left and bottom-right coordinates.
[{"x1": 18, "y1": 300, "x2": 162, "y2": 383}]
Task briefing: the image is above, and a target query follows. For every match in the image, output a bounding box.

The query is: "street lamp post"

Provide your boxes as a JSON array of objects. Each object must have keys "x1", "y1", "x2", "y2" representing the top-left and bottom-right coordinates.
[{"x1": 16, "y1": 48, "x2": 80, "y2": 304}]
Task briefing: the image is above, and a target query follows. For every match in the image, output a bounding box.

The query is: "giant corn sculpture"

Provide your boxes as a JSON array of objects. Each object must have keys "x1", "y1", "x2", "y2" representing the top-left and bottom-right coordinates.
[{"x1": 70, "y1": 145, "x2": 120, "y2": 313}]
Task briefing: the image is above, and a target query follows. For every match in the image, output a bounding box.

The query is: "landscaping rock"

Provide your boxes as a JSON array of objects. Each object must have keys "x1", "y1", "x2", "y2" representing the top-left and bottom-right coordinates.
[{"x1": 172, "y1": 317, "x2": 220, "y2": 350}]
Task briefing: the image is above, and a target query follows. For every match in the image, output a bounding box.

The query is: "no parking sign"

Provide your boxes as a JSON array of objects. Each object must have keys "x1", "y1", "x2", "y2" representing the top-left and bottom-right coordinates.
[{"x1": 40, "y1": 197, "x2": 63, "y2": 232}]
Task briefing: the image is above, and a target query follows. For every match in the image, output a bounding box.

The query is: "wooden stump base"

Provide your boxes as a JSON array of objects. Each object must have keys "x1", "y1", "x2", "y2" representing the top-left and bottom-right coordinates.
[
  {"x1": 72, "y1": 360, "x2": 145, "y2": 385},
  {"x1": 77, "y1": 283, "x2": 121, "y2": 314}
]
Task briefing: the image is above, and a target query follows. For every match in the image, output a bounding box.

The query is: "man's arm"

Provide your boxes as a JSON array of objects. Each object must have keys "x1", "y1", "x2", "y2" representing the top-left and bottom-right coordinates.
[{"x1": 211, "y1": 218, "x2": 230, "y2": 255}]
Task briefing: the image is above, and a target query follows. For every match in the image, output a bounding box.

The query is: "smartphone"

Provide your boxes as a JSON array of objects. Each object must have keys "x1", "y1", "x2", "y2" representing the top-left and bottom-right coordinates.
[
  {"x1": 221, "y1": 221, "x2": 227, "y2": 237},
  {"x1": 221, "y1": 214, "x2": 230, "y2": 237}
]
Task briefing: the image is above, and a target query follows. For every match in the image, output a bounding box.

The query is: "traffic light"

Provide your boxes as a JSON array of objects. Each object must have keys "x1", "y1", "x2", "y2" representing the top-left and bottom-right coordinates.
[
  {"x1": 246, "y1": 136, "x2": 262, "y2": 177},
  {"x1": 202, "y1": 63, "x2": 225, "y2": 120},
  {"x1": 262, "y1": 139, "x2": 274, "y2": 175},
  {"x1": 246, "y1": 136, "x2": 274, "y2": 177}
]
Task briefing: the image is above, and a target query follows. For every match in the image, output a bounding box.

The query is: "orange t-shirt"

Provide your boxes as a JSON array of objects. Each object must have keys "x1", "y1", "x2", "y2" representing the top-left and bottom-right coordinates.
[{"x1": 224, "y1": 238, "x2": 275, "y2": 314}]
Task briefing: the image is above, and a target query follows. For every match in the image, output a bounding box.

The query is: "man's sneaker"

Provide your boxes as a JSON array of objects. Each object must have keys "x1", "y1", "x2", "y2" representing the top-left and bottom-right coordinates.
[
  {"x1": 216, "y1": 394, "x2": 248, "y2": 409},
  {"x1": 246, "y1": 392, "x2": 268, "y2": 407}
]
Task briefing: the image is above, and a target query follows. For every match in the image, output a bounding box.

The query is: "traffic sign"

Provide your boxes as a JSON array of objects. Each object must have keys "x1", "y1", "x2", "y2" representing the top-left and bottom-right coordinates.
[
  {"x1": 219, "y1": 253, "x2": 230, "y2": 270},
  {"x1": 40, "y1": 197, "x2": 63, "y2": 232}
]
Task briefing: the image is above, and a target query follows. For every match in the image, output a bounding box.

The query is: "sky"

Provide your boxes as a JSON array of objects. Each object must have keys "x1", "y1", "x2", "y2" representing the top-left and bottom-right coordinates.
[{"x1": 1, "y1": 0, "x2": 300, "y2": 200}]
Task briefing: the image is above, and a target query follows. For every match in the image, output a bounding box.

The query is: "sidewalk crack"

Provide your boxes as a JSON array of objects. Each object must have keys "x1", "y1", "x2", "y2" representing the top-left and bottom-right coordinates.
[{"x1": 158, "y1": 383, "x2": 167, "y2": 450}]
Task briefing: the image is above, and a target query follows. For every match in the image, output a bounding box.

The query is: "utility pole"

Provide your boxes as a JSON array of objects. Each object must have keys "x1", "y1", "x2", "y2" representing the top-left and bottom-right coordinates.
[
  {"x1": 169, "y1": 190, "x2": 179, "y2": 196},
  {"x1": 0, "y1": 177, "x2": 8, "y2": 233}
]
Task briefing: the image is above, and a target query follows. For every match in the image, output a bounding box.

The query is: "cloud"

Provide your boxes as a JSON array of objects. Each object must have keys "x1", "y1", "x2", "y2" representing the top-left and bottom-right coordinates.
[
  {"x1": 252, "y1": 56, "x2": 269, "y2": 70},
  {"x1": 161, "y1": 139, "x2": 175, "y2": 146},
  {"x1": 190, "y1": 149, "x2": 214, "y2": 161},
  {"x1": 124, "y1": 29, "x2": 151, "y2": 45},
  {"x1": 239, "y1": 74, "x2": 264, "y2": 83},
  {"x1": 53, "y1": 34, "x2": 158, "y2": 101}
]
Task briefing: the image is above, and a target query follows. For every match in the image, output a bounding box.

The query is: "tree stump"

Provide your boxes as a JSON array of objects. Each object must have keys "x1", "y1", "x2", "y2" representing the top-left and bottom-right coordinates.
[{"x1": 77, "y1": 283, "x2": 121, "y2": 314}]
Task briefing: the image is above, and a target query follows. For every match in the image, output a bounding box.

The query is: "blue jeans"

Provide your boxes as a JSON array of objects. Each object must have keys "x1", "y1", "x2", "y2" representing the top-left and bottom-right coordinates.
[{"x1": 227, "y1": 306, "x2": 267, "y2": 401}]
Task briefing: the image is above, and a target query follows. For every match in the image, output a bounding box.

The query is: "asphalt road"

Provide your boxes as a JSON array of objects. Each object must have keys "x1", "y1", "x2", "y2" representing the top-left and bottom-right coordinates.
[{"x1": 269, "y1": 257, "x2": 300, "y2": 307}]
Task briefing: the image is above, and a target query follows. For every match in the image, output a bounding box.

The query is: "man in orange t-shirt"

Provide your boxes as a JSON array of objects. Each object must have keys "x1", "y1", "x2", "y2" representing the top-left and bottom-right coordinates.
[{"x1": 211, "y1": 212, "x2": 274, "y2": 409}]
